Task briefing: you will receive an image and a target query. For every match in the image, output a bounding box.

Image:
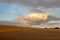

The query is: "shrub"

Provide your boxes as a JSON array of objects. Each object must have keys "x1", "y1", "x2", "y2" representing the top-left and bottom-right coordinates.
[
  {"x1": 54, "y1": 27, "x2": 59, "y2": 29},
  {"x1": 45, "y1": 28, "x2": 48, "y2": 29}
]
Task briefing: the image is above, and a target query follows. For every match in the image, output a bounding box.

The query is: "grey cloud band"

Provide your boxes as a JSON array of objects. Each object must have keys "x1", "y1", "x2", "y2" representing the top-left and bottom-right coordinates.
[{"x1": 0, "y1": 0, "x2": 60, "y2": 8}]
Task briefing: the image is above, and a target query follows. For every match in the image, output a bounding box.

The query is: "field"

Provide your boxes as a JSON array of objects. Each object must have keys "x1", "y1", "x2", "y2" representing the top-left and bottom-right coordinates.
[{"x1": 0, "y1": 25, "x2": 60, "y2": 40}]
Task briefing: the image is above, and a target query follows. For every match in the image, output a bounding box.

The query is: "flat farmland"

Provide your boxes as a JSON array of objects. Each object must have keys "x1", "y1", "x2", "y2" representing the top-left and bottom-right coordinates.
[{"x1": 0, "y1": 25, "x2": 60, "y2": 40}]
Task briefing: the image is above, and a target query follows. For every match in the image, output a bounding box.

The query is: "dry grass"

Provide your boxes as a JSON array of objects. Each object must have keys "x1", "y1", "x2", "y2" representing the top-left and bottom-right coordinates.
[{"x1": 0, "y1": 25, "x2": 60, "y2": 40}]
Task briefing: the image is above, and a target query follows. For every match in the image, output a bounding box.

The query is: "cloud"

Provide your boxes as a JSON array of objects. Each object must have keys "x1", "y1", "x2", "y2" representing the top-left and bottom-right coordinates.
[
  {"x1": 18, "y1": 0, "x2": 60, "y2": 8},
  {"x1": 28, "y1": 7, "x2": 49, "y2": 13},
  {"x1": 15, "y1": 12, "x2": 60, "y2": 25},
  {"x1": 0, "y1": 0, "x2": 60, "y2": 8},
  {"x1": 0, "y1": 0, "x2": 60, "y2": 14},
  {"x1": 16, "y1": 13, "x2": 50, "y2": 25},
  {"x1": 48, "y1": 15, "x2": 60, "y2": 21},
  {"x1": 1, "y1": 0, "x2": 60, "y2": 23}
]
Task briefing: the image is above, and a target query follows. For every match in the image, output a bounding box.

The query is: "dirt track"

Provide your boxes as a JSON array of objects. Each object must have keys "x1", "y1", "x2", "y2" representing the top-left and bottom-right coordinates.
[{"x1": 0, "y1": 25, "x2": 60, "y2": 40}]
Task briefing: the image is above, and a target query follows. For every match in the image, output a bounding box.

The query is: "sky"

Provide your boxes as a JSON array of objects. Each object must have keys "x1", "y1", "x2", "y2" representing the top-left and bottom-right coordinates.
[
  {"x1": 0, "y1": 3, "x2": 27, "y2": 20},
  {"x1": 0, "y1": 0, "x2": 60, "y2": 21},
  {"x1": 0, "y1": 0, "x2": 60, "y2": 28}
]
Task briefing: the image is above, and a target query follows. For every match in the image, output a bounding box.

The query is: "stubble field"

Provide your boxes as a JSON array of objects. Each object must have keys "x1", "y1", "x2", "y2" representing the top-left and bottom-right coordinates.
[{"x1": 0, "y1": 25, "x2": 60, "y2": 40}]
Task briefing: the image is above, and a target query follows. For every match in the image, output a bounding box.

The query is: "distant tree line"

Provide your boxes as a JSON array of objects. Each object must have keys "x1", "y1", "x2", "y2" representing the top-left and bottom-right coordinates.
[{"x1": 45, "y1": 27, "x2": 60, "y2": 29}]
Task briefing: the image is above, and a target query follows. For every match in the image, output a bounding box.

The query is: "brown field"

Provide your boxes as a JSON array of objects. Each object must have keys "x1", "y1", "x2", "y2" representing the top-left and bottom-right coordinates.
[{"x1": 0, "y1": 25, "x2": 60, "y2": 40}]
